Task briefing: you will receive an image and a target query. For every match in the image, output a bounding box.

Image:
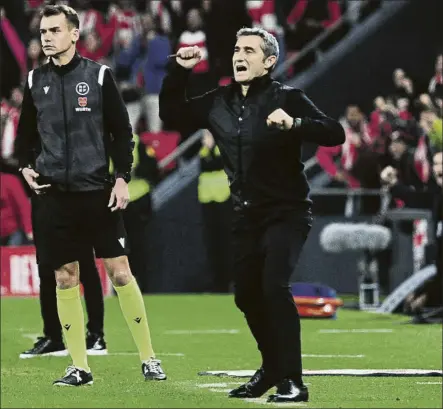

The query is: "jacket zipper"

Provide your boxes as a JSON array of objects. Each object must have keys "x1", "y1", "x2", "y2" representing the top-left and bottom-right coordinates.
[
  {"x1": 237, "y1": 101, "x2": 245, "y2": 202},
  {"x1": 61, "y1": 76, "x2": 69, "y2": 190}
]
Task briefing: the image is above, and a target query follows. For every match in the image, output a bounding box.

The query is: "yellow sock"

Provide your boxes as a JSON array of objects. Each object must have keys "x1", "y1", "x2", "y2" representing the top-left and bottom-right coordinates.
[
  {"x1": 114, "y1": 277, "x2": 155, "y2": 361},
  {"x1": 56, "y1": 285, "x2": 90, "y2": 372}
]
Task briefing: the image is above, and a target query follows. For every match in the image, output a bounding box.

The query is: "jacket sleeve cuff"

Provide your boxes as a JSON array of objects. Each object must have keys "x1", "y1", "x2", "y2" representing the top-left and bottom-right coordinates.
[
  {"x1": 18, "y1": 164, "x2": 33, "y2": 173},
  {"x1": 115, "y1": 171, "x2": 131, "y2": 183}
]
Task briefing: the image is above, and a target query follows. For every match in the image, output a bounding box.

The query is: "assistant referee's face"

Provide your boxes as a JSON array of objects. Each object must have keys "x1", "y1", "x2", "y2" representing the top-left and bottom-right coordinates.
[{"x1": 40, "y1": 13, "x2": 79, "y2": 58}]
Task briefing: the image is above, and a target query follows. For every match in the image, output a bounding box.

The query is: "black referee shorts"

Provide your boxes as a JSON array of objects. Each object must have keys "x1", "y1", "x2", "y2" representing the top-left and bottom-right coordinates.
[{"x1": 34, "y1": 189, "x2": 129, "y2": 271}]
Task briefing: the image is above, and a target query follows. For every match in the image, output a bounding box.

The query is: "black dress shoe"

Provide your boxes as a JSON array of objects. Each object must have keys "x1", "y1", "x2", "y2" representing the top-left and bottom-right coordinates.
[
  {"x1": 228, "y1": 367, "x2": 276, "y2": 398},
  {"x1": 228, "y1": 367, "x2": 263, "y2": 398},
  {"x1": 268, "y1": 379, "x2": 309, "y2": 402}
]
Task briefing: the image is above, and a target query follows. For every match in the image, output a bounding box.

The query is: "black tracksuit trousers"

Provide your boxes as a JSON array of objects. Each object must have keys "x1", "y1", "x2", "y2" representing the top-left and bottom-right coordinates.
[{"x1": 232, "y1": 209, "x2": 312, "y2": 384}]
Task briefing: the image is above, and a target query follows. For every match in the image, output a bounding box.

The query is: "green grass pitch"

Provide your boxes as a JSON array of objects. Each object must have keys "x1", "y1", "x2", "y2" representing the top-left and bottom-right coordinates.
[{"x1": 1, "y1": 294, "x2": 441, "y2": 408}]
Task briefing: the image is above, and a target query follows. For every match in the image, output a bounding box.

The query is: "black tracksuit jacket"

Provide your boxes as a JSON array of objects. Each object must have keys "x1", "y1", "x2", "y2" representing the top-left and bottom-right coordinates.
[
  {"x1": 160, "y1": 62, "x2": 345, "y2": 219},
  {"x1": 14, "y1": 53, "x2": 133, "y2": 191}
]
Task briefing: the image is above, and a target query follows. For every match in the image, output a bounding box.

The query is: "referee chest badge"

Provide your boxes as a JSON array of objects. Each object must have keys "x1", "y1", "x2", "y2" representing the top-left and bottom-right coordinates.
[
  {"x1": 78, "y1": 97, "x2": 88, "y2": 107},
  {"x1": 76, "y1": 97, "x2": 91, "y2": 112}
]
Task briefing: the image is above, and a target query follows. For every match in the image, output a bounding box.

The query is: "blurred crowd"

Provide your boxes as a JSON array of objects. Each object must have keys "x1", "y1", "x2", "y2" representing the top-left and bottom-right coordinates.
[
  {"x1": 1, "y1": 1, "x2": 440, "y2": 289},
  {"x1": 1, "y1": 0, "x2": 381, "y2": 157},
  {"x1": 0, "y1": 0, "x2": 383, "y2": 248},
  {"x1": 316, "y1": 55, "x2": 443, "y2": 213}
]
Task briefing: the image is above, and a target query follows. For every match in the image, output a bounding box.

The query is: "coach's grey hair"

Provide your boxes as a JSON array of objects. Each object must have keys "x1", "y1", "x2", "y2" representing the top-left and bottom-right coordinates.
[{"x1": 236, "y1": 27, "x2": 279, "y2": 71}]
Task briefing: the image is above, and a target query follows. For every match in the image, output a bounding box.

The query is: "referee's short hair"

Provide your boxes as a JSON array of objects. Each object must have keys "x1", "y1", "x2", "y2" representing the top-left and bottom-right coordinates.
[{"x1": 40, "y1": 4, "x2": 80, "y2": 30}]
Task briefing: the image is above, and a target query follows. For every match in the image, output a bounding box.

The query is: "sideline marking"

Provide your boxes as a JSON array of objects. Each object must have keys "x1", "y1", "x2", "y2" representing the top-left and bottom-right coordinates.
[
  {"x1": 302, "y1": 354, "x2": 364, "y2": 358},
  {"x1": 165, "y1": 329, "x2": 239, "y2": 334},
  {"x1": 109, "y1": 352, "x2": 185, "y2": 357},
  {"x1": 318, "y1": 329, "x2": 394, "y2": 334},
  {"x1": 199, "y1": 369, "x2": 443, "y2": 377}
]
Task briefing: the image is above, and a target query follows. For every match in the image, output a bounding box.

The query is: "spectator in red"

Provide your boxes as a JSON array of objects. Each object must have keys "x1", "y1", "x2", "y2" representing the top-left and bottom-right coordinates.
[
  {"x1": 26, "y1": 0, "x2": 45, "y2": 10},
  {"x1": 368, "y1": 96, "x2": 397, "y2": 142},
  {"x1": 413, "y1": 131, "x2": 432, "y2": 185},
  {"x1": 177, "y1": 8, "x2": 215, "y2": 95},
  {"x1": 316, "y1": 104, "x2": 374, "y2": 188},
  {"x1": 177, "y1": 8, "x2": 209, "y2": 75},
  {"x1": 108, "y1": 0, "x2": 142, "y2": 49},
  {"x1": 77, "y1": 30, "x2": 113, "y2": 64},
  {"x1": 0, "y1": 172, "x2": 33, "y2": 246},
  {"x1": 396, "y1": 97, "x2": 413, "y2": 121},
  {"x1": 1, "y1": 87, "x2": 22, "y2": 168},
  {"x1": 147, "y1": 0, "x2": 181, "y2": 36},
  {"x1": 75, "y1": 0, "x2": 105, "y2": 38}
]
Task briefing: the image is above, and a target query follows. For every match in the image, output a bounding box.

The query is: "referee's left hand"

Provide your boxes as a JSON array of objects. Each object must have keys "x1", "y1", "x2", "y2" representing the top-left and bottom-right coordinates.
[{"x1": 108, "y1": 178, "x2": 130, "y2": 212}]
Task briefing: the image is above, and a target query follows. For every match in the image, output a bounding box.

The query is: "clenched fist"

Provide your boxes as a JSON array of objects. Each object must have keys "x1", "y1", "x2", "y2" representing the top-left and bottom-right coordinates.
[
  {"x1": 266, "y1": 108, "x2": 295, "y2": 131},
  {"x1": 176, "y1": 46, "x2": 202, "y2": 69}
]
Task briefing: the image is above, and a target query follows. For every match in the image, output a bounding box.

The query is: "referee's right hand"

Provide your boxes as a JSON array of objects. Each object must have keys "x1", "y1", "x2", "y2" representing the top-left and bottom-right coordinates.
[{"x1": 21, "y1": 168, "x2": 51, "y2": 194}]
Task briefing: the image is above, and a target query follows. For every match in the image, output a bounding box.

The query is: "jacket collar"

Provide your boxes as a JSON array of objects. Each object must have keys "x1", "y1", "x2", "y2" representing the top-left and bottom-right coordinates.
[
  {"x1": 50, "y1": 52, "x2": 82, "y2": 75},
  {"x1": 231, "y1": 74, "x2": 274, "y2": 98}
]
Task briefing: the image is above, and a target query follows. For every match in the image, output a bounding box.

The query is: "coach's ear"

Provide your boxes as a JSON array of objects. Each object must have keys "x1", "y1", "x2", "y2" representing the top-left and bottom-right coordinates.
[{"x1": 264, "y1": 55, "x2": 277, "y2": 71}]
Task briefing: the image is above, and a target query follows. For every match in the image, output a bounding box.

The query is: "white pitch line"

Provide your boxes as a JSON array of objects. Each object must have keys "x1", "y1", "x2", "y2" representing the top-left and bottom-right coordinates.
[
  {"x1": 22, "y1": 333, "x2": 41, "y2": 340},
  {"x1": 302, "y1": 354, "x2": 364, "y2": 358},
  {"x1": 198, "y1": 383, "x2": 243, "y2": 388},
  {"x1": 209, "y1": 388, "x2": 232, "y2": 393},
  {"x1": 198, "y1": 382, "x2": 312, "y2": 388},
  {"x1": 200, "y1": 369, "x2": 442, "y2": 377},
  {"x1": 245, "y1": 398, "x2": 307, "y2": 407},
  {"x1": 318, "y1": 329, "x2": 394, "y2": 333},
  {"x1": 165, "y1": 329, "x2": 239, "y2": 335},
  {"x1": 416, "y1": 382, "x2": 442, "y2": 385},
  {"x1": 109, "y1": 352, "x2": 185, "y2": 357}
]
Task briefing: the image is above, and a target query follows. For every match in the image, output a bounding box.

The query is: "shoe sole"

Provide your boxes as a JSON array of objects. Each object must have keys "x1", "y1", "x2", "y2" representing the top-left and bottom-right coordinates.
[
  {"x1": 267, "y1": 394, "x2": 309, "y2": 403},
  {"x1": 267, "y1": 397, "x2": 309, "y2": 403},
  {"x1": 19, "y1": 350, "x2": 69, "y2": 359},
  {"x1": 53, "y1": 381, "x2": 94, "y2": 387},
  {"x1": 87, "y1": 349, "x2": 108, "y2": 356},
  {"x1": 144, "y1": 376, "x2": 167, "y2": 381}
]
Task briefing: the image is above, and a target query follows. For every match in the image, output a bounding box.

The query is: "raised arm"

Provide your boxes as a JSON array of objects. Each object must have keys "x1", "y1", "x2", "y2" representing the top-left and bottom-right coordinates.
[
  {"x1": 159, "y1": 46, "x2": 217, "y2": 131},
  {"x1": 286, "y1": 89, "x2": 345, "y2": 146}
]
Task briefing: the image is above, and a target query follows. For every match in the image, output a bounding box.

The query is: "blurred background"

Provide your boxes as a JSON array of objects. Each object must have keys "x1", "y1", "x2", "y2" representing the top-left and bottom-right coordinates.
[{"x1": 0, "y1": 0, "x2": 442, "y2": 319}]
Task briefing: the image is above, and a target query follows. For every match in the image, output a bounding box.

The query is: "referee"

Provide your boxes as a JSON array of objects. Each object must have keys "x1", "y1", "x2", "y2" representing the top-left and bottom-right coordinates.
[{"x1": 14, "y1": 5, "x2": 166, "y2": 386}]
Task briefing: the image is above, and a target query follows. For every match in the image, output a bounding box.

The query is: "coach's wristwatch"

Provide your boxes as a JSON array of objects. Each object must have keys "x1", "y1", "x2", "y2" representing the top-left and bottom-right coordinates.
[{"x1": 292, "y1": 117, "x2": 302, "y2": 129}]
